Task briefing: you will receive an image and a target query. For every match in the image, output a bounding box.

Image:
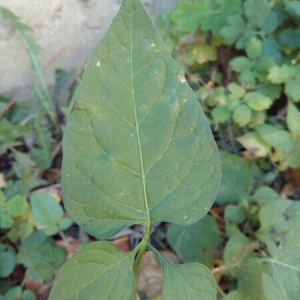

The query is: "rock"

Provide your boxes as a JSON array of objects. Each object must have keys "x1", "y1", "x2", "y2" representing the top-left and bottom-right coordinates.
[{"x1": 0, "y1": 0, "x2": 180, "y2": 97}]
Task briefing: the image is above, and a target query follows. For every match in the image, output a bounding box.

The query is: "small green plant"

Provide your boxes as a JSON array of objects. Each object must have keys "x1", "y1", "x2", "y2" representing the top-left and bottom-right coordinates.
[
  {"x1": 157, "y1": 0, "x2": 300, "y2": 171},
  {"x1": 48, "y1": 0, "x2": 221, "y2": 299},
  {"x1": 0, "y1": 188, "x2": 70, "y2": 299}
]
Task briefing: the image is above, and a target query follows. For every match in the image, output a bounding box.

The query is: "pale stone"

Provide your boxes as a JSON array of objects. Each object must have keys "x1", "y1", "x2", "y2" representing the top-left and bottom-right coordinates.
[{"x1": 0, "y1": 0, "x2": 179, "y2": 97}]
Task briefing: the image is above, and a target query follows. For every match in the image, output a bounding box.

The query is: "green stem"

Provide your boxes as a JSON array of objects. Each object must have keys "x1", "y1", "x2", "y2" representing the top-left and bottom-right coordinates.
[
  {"x1": 148, "y1": 294, "x2": 164, "y2": 300},
  {"x1": 216, "y1": 284, "x2": 226, "y2": 297},
  {"x1": 212, "y1": 241, "x2": 260, "y2": 276},
  {"x1": 133, "y1": 226, "x2": 151, "y2": 300}
]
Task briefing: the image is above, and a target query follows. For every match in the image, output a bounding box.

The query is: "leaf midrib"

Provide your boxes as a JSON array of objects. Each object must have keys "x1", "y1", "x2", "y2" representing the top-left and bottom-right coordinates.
[{"x1": 130, "y1": 2, "x2": 151, "y2": 231}]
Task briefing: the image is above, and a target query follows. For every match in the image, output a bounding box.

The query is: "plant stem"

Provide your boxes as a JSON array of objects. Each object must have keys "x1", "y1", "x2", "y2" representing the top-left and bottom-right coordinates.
[
  {"x1": 133, "y1": 236, "x2": 149, "y2": 300},
  {"x1": 212, "y1": 241, "x2": 260, "y2": 276},
  {"x1": 216, "y1": 284, "x2": 226, "y2": 297},
  {"x1": 148, "y1": 294, "x2": 164, "y2": 300}
]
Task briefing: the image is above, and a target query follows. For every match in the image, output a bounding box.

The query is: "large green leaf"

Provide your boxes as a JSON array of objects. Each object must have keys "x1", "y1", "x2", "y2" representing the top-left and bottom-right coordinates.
[
  {"x1": 52, "y1": 0, "x2": 220, "y2": 298},
  {"x1": 49, "y1": 242, "x2": 136, "y2": 300},
  {"x1": 62, "y1": 0, "x2": 220, "y2": 239}
]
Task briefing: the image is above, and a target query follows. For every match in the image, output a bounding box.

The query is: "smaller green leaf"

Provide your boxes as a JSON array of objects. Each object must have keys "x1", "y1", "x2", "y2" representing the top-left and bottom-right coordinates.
[
  {"x1": 246, "y1": 37, "x2": 262, "y2": 60},
  {"x1": 216, "y1": 151, "x2": 252, "y2": 206},
  {"x1": 255, "y1": 57, "x2": 276, "y2": 72},
  {"x1": 0, "y1": 213, "x2": 13, "y2": 229},
  {"x1": 230, "y1": 56, "x2": 254, "y2": 72},
  {"x1": 58, "y1": 218, "x2": 73, "y2": 230},
  {"x1": 190, "y1": 43, "x2": 217, "y2": 64},
  {"x1": 287, "y1": 101, "x2": 300, "y2": 134},
  {"x1": 4, "y1": 287, "x2": 22, "y2": 300},
  {"x1": 285, "y1": 79, "x2": 300, "y2": 102},
  {"x1": 153, "y1": 248, "x2": 216, "y2": 300},
  {"x1": 237, "y1": 132, "x2": 270, "y2": 157},
  {"x1": 0, "y1": 244, "x2": 16, "y2": 278},
  {"x1": 224, "y1": 233, "x2": 250, "y2": 265},
  {"x1": 0, "y1": 119, "x2": 31, "y2": 144},
  {"x1": 0, "y1": 191, "x2": 5, "y2": 206},
  {"x1": 245, "y1": 0, "x2": 270, "y2": 27},
  {"x1": 264, "y1": 11, "x2": 280, "y2": 34},
  {"x1": 233, "y1": 104, "x2": 252, "y2": 127},
  {"x1": 30, "y1": 192, "x2": 63, "y2": 228},
  {"x1": 200, "y1": 0, "x2": 242, "y2": 36},
  {"x1": 225, "y1": 222, "x2": 241, "y2": 238},
  {"x1": 255, "y1": 124, "x2": 295, "y2": 150},
  {"x1": 167, "y1": 215, "x2": 220, "y2": 268},
  {"x1": 261, "y1": 36, "x2": 281, "y2": 63},
  {"x1": 256, "y1": 84, "x2": 281, "y2": 100},
  {"x1": 244, "y1": 92, "x2": 272, "y2": 111},
  {"x1": 49, "y1": 242, "x2": 136, "y2": 300},
  {"x1": 280, "y1": 143, "x2": 300, "y2": 169},
  {"x1": 44, "y1": 225, "x2": 59, "y2": 236},
  {"x1": 17, "y1": 231, "x2": 66, "y2": 282},
  {"x1": 224, "y1": 205, "x2": 246, "y2": 224},
  {"x1": 268, "y1": 65, "x2": 292, "y2": 84},
  {"x1": 228, "y1": 83, "x2": 245, "y2": 98},
  {"x1": 285, "y1": 0, "x2": 300, "y2": 17},
  {"x1": 250, "y1": 186, "x2": 279, "y2": 206},
  {"x1": 6, "y1": 195, "x2": 27, "y2": 216},
  {"x1": 258, "y1": 200, "x2": 300, "y2": 242},
  {"x1": 221, "y1": 15, "x2": 245, "y2": 45},
  {"x1": 21, "y1": 290, "x2": 36, "y2": 300},
  {"x1": 227, "y1": 94, "x2": 240, "y2": 109},
  {"x1": 236, "y1": 262, "x2": 265, "y2": 299},
  {"x1": 262, "y1": 226, "x2": 300, "y2": 299},
  {"x1": 249, "y1": 111, "x2": 266, "y2": 127},
  {"x1": 171, "y1": 2, "x2": 202, "y2": 32},
  {"x1": 280, "y1": 29, "x2": 300, "y2": 48},
  {"x1": 238, "y1": 70, "x2": 258, "y2": 88},
  {"x1": 212, "y1": 106, "x2": 231, "y2": 123}
]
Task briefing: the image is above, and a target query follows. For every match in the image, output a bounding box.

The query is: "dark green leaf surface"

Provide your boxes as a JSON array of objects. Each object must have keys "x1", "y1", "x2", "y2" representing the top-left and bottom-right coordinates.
[
  {"x1": 167, "y1": 215, "x2": 220, "y2": 268},
  {"x1": 0, "y1": 244, "x2": 16, "y2": 278},
  {"x1": 285, "y1": 1, "x2": 300, "y2": 17},
  {"x1": 49, "y1": 242, "x2": 136, "y2": 300},
  {"x1": 245, "y1": 0, "x2": 270, "y2": 28},
  {"x1": 22, "y1": 290, "x2": 36, "y2": 300},
  {"x1": 285, "y1": 79, "x2": 300, "y2": 102},
  {"x1": 255, "y1": 124, "x2": 295, "y2": 151},
  {"x1": 153, "y1": 249, "x2": 216, "y2": 300},
  {"x1": 17, "y1": 231, "x2": 66, "y2": 282},
  {"x1": 258, "y1": 200, "x2": 300, "y2": 242},
  {"x1": 30, "y1": 192, "x2": 63, "y2": 228},
  {"x1": 215, "y1": 151, "x2": 252, "y2": 205},
  {"x1": 62, "y1": 0, "x2": 220, "y2": 239},
  {"x1": 287, "y1": 101, "x2": 300, "y2": 133},
  {"x1": 262, "y1": 227, "x2": 300, "y2": 299}
]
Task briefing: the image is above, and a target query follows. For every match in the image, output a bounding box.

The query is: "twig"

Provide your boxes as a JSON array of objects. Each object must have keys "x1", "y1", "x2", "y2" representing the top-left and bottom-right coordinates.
[
  {"x1": 216, "y1": 284, "x2": 226, "y2": 297},
  {"x1": 212, "y1": 241, "x2": 260, "y2": 276},
  {"x1": 148, "y1": 294, "x2": 164, "y2": 300}
]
